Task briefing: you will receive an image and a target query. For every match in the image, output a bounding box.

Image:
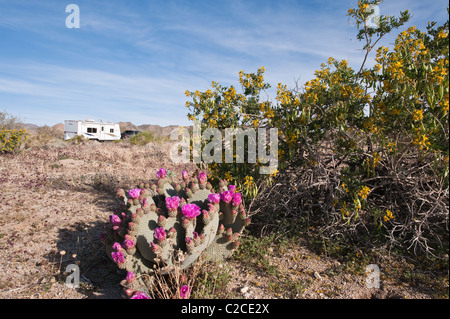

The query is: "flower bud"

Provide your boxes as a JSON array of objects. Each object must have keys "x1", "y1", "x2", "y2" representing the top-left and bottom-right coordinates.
[{"x1": 217, "y1": 223, "x2": 225, "y2": 235}]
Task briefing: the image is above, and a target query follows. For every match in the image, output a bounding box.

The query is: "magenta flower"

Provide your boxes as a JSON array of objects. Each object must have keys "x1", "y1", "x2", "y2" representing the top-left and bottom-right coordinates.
[
  {"x1": 111, "y1": 251, "x2": 125, "y2": 265},
  {"x1": 165, "y1": 196, "x2": 180, "y2": 211},
  {"x1": 109, "y1": 214, "x2": 121, "y2": 227},
  {"x1": 154, "y1": 227, "x2": 166, "y2": 241},
  {"x1": 182, "y1": 170, "x2": 189, "y2": 180},
  {"x1": 198, "y1": 172, "x2": 207, "y2": 184},
  {"x1": 232, "y1": 192, "x2": 242, "y2": 206},
  {"x1": 228, "y1": 185, "x2": 236, "y2": 193},
  {"x1": 156, "y1": 168, "x2": 167, "y2": 179},
  {"x1": 131, "y1": 291, "x2": 150, "y2": 299},
  {"x1": 181, "y1": 203, "x2": 201, "y2": 219},
  {"x1": 122, "y1": 238, "x2": 136, "y2": 250},
  {"x1": 128, "y1": 188, "x2": 141, "y2": 199},
  {"x1": 112, "y1": 242, "x2": 124, "y2": 251},
  {"x1": 220, "y1": 190, "x2": 233, "y2": 204},
  {"x1": 126, "y1": 271, "x2": 136, "y2": 283},
  {"x1": 185, "y1": 237, "x2": 192, "y2": 244},
  {"x1": 180, "y1": 285, "x2": 191, "y2": 299},
  {"x1": 208, "y1": 193, "x2": 221, "y2": 204},
  {"x1": 151, "y1": 242, "x2": 159, "y2": 253}
]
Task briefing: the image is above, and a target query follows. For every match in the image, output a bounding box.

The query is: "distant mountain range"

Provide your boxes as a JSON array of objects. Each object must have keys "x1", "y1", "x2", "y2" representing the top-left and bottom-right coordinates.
[{"x1": 21, "y1": 122, "x2": 188, "y2": 138}]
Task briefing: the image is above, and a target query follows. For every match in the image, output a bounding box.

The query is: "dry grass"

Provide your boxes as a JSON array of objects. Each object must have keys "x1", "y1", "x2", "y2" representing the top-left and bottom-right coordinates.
[
  {"x1": 0, "y1": 140, "x2": 195, "y2": 298},
  {"x1": 0, "y1": 139, "x2": 447, "y2": 299}
]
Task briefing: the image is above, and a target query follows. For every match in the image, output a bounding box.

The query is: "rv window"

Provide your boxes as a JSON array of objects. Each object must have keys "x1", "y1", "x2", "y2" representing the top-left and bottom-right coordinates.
[
  {"x1": 87, "y1": 127, "x2": 97, "y2": 133},
  {"x1": 102, "y1": 127, "x2": 104, "y2": 131},
  {"x1": 110, "y1": 129, "x2": 114, "y2": 133}
]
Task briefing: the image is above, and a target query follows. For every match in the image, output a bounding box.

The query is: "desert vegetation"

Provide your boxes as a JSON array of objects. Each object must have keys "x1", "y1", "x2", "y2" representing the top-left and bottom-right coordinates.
[{"x1": 0, "y1": 0, "x2": 448, "y2": 299}]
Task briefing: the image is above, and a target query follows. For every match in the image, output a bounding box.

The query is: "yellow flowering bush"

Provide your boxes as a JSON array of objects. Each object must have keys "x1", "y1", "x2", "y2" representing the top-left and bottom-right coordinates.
[
  {"x1": 0, "y1": 112, "x2": 29, "y2": 154},
  {"x1": 0, "y1": 128, "x2": 28, "y2": 153},
  {"x1": 186, "y1": 1, "x2": 449, "y2": 257},
  {"x1": 185, "y1": 66, "x2": 271, "y2": 199}
]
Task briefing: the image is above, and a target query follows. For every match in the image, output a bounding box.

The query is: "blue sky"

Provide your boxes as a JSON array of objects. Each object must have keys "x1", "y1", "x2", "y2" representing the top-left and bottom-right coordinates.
[{"x1": 0, "y1": 0, "x2": 448, "y2": 127}]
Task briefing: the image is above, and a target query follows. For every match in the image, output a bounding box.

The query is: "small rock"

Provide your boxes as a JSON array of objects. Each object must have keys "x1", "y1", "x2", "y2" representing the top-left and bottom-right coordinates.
[
  {"x1": 314, "y1": 271, "x2": 322, "y2": 280},
  {"x1": 240, "y1": 286, "x2": 249, "y2": 294}
]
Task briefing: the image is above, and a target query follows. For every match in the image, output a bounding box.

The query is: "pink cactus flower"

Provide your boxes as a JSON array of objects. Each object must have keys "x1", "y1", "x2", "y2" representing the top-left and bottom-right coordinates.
[
  {"x1": 208, "y1": 193, "x2": 221, "y2": 204},
  {"x1": 181, "y1": 203, "x2": 201, "y2": 219},
  {"x1": 220, "y1": 190, "x2": 233, "y2": 204},
  {"x1": 156, "y1": 168, "x2": 167, "y2": 179},
  {"x1": 165, "y1": 196, "x2": 180, "y2": 211},
  {"x1": 180, "y1": 285, "x2": 191, "y2": 299},
  {"x1": 111, "y1": 251, "x2": 125, "y2": 265},
  {"x1": 198, "y1": 172, "x2": 207, "y2": 184},
  {"x1": 112, "y1": 242, "x2": 124, "y2": 251},
  {"x1": 131, "y1": 291, "x2": 150, "y2": 299},
  {"x1": 150, "y1": 242, "x2": 159, "y2": 253},
  {"x1": 126, "y1": 271, "x2": 136, "y2": 283},
  {"x1": 128, "y1": 188, "x2": 141, "y2": 199},
  {"x1": 182, "y1": 170, "x2": 189, "y2": 180},
  {"x1": 228, "y1": 185, "x2": 236, "y2": 193},
  {"x1": 232, "y1": 192, "x2": 242, "y2": 206},
  {"x1": 154, "y1": 227, "x2": 166, "y2": 241},
  {"x1": 122, "y1": 238, "x2": 135, "y2": 250},
  {"x1": 109, "y1": 214, "x2": 121, "y2": 227}
]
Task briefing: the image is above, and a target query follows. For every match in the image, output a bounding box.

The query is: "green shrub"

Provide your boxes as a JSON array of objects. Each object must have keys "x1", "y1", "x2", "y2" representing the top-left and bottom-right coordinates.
[
  {"x1": 0, "y1": 128, "x2": 28, "y2": 153},
  {"x1": 185, "y1": 1, "x2": 449, "y2": 257},
  {"x1": 128, "y1": 132, "x2": 155, "y2": 145},
  {"x1": 0, "y1": 111, "x2": 28, "y2": 153}
]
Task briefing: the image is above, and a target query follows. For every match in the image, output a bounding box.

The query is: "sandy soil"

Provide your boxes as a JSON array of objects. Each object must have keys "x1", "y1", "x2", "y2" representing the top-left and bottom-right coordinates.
[{"x1": 0, "y1": 141, "x2": 447, "y2": 299}]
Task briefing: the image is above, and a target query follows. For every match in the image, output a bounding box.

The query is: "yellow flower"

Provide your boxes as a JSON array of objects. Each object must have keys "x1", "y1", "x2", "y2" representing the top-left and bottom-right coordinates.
[
  {"x1": 357, "y1": 186, "x2": 370, "y2": 199},
  {"x1": 413, "y1": 133, "x2": 430, "y2": 151},
  {"x1": 270, "y1": 169, "x2": 279, "y2": 177},
  {"x1": 243, "y1": 175, "x2": 254, "y2": 187},
  {"x1": 224, "y1": 172, "x2": 233, "y2": 182},
  {"x1": 341, "y1": 182, "x2": 349, "y2": 193},
  {"x1": 265, "y1": 109, "x2": 274, "y2": 119},
  {"x1": 185, "y1": 90, "x2": 190, "y2": 97},
  {"x1": 412, "y1": 109, "x2": 423, "y2": 121},
  {"x1": 437, "y1": 30, "x2": 448, "y2": 39},
  {"x1": 386, "y1": 142, "x2": 396, "y2": 153},
  {"x1": 372, "y1": 152, "x2": 381, "y2": 166},
  {"x1": 383, "y1": 209, "x2": 394, "y2": 222}
]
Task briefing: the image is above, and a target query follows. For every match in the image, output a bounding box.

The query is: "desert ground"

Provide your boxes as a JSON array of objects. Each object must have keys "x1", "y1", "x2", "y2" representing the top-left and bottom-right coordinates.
[{"x1": 0, "y1": 136, "x2": 447, "y2": 299}]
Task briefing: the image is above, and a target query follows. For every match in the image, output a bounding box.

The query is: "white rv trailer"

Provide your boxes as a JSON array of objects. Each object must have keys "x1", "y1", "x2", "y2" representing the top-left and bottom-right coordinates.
[{"x1": 64, "y1": 119, "x2": 121, "y2": 141}]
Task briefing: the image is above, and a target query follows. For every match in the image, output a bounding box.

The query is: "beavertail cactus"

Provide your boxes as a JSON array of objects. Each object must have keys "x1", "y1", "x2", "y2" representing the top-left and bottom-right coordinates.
[{"x1": 102, "y1": 169, "x2": 250, "y2": 291}]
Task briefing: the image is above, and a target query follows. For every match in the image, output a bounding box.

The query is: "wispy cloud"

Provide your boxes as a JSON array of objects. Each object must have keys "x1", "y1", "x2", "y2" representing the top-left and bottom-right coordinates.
[{"x1": 0, "y1": 0, "x2": 448, "y2": 126}]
